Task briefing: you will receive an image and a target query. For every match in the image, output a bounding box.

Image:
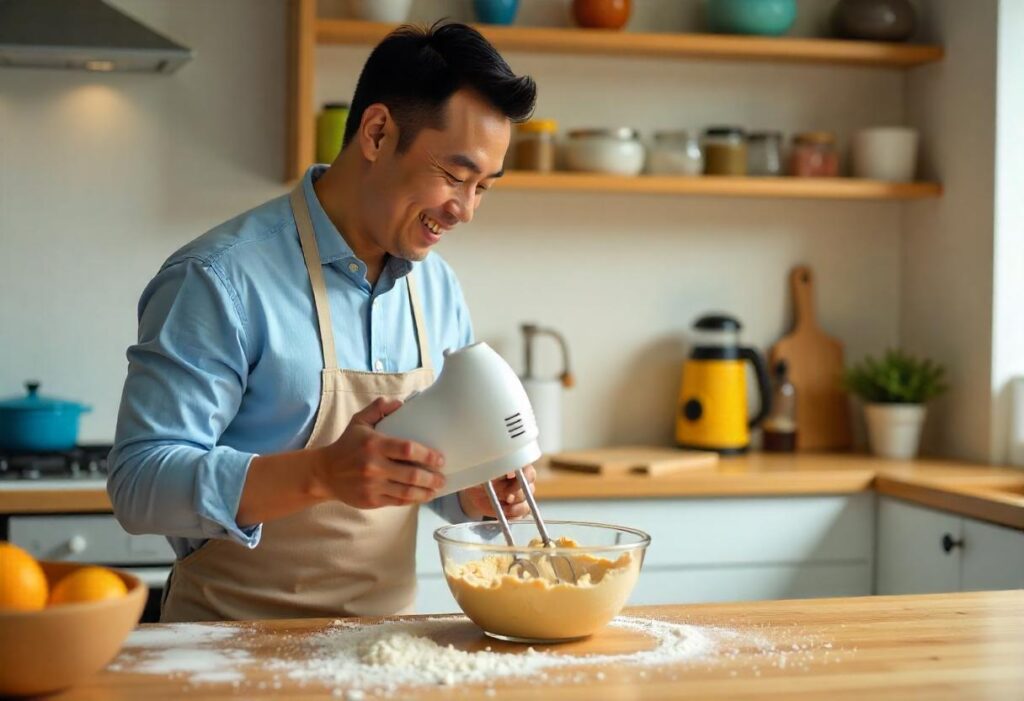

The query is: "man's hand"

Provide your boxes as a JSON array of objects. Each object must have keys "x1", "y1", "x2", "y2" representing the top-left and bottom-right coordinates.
[
  {"x1": 312, "y1": 397, "x2": 446, "y2": 509},
  {"x1": 458, "y1": 465, "x2": 537, "y2": 520}
]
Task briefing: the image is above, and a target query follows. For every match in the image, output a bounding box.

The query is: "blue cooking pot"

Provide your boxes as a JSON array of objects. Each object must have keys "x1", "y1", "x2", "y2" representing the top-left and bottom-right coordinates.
[{"x1": 0, "y1": 381, "x2": 91, "y2": 452}]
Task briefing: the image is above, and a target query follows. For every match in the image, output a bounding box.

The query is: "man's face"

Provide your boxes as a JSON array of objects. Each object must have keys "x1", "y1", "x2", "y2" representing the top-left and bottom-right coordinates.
[{"x1": 363, "y1": 89, "x2": 511, "y2": 262}]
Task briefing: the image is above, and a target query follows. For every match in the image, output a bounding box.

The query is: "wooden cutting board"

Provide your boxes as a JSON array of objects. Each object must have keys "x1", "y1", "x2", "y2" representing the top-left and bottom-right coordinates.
[
  {"x1": 548, "y1": 446, "x2": 719, "y2": 477},
  {"x1": 769, "y1": 265, "x2": 852, "y2": 451}
]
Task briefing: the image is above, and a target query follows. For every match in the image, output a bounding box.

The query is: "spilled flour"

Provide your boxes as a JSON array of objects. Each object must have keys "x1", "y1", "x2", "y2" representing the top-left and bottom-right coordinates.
[
  {"x1": 122, "y1": 622, "x2": 241, "y2": 649},
  {"x1": 107, "y1": 615, "x2": 838, "y2": 696},
  {"x1": 275, "y1": 616, "x2": 720, "y2": 688},
  {"x1": 109, "y1": 622, "x2": 254, "y2": 684}
]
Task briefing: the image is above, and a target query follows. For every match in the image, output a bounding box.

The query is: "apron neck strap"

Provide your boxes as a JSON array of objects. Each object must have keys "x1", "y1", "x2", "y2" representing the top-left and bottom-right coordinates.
[
  {"x1": 406, "y1": 271, "x2": 432, "y2": 372},
  {"x1": 289, "y1": 183, "x2": 432, "y2": 373},
  {"x1": 290, "y1": 186, "x2": 338, "y2": 371}
]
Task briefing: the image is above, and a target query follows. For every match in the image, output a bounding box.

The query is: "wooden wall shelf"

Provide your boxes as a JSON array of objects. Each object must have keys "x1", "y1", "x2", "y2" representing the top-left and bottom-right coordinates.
[
  {"x1": 315, "y1": 19, "x2": 944, "y2": 68},
  {"x1": 286, "y1": 2, "x2": 944, "y2": 194},
  {"x1": 498, "y1": 172, "x2": 943, "y2": 201}
]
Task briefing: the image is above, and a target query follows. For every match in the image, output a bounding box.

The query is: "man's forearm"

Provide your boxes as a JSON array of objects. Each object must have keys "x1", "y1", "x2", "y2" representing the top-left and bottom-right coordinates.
[{"x1": 236, "y1": 447, "x2": 329, "y2": 527}]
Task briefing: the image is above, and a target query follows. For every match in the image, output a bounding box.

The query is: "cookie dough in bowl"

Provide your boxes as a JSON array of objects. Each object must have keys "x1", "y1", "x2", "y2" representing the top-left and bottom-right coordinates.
[{"x1": 434, "y1": 521, "x2": 650, "y2": 643}]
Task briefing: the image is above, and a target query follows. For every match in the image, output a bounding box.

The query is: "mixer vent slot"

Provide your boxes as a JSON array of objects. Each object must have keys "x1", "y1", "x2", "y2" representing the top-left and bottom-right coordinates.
[{"x1": 505, "y1": 412, "x2": 526, "y2": 439}]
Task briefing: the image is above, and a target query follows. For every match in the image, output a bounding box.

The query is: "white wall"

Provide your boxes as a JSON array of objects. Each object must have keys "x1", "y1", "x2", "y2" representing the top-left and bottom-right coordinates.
[
  {"x1": 0, "y1": 1, "x2": 287, "y2": 441},
  {"x1": 990, "y1": 0, "x2": 1024, "y2": 463},
  {"x1": 903, "y1": 0, "x2": 999, "y2": 461},
  {"x1": 320, "y1": 0, "x2": 906, "y2": 448},
  {"x1": 3, "y1": 0, "x2": 912, "y2": 450}
]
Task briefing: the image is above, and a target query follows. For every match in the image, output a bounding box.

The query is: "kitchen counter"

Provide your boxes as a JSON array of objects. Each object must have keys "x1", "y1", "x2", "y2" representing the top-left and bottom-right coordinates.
[
  {"x1": 535, "y1": 453, "x2": 1024, "y2": 530},
  {"x1": 48, "y1": 590, "x2": 1024, "y2": 700},
  {"x1": 3, "y1": 452, "x2": 1023, "y2": 529},
  {"x1": 0, "y1": 482, "x2": 112, "y2": 515}
]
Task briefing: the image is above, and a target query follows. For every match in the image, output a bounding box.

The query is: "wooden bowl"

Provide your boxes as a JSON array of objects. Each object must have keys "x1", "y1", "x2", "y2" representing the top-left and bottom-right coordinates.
[{"x1": 0, "y1": 562, "x2": 147, "y2": 697}]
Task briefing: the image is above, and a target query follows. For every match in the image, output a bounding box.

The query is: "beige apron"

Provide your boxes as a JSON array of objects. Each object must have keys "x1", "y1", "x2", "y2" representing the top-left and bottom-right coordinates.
[{"x1": 161, "y1": 186, "x2": 435, "y2": 622}]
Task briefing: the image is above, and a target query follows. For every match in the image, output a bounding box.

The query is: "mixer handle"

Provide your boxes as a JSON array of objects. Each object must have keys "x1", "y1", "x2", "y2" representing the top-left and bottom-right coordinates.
[{"x1": 740, "y1": 346, "x2": 772, "y2": 428}]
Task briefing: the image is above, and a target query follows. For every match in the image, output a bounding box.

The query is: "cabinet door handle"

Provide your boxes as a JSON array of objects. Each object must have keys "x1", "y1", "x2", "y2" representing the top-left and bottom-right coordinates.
[{"x1": 941, "y1": 533, "x2": 964, "y2": 553}]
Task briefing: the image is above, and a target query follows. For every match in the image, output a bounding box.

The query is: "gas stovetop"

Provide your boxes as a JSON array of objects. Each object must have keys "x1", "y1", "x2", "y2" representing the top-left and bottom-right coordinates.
[{"x1": 0, "y1": 445, "x2": 111, "y2": 486}]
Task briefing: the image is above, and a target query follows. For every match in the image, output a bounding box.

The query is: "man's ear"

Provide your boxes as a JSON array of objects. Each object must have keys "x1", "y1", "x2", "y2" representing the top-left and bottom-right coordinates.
[{"x1": 358, "y1": 103, "x2": 392, "y2": 163}]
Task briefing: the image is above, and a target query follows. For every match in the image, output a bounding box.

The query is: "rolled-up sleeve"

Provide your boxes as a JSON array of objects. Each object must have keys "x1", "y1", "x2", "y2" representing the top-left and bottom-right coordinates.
[{"x1": 107, "y1": 258, "x2": 261, "y2": 547}]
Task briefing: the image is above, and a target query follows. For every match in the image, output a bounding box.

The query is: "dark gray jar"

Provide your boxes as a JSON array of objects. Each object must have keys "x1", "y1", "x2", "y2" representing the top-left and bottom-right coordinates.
[{"x1": 832, "y1": 0, "x2": 916, "y2": 42}]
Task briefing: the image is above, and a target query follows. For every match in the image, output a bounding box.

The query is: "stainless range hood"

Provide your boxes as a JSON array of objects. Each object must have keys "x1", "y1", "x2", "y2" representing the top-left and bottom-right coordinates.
[{"x1": 0, "y1": 0, "x2": 193, "y2": 74}]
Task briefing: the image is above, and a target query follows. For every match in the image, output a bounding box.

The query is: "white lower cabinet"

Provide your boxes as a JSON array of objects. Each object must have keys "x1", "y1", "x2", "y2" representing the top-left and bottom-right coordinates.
[
  {"x1": 961, "y1": 517, "x2": 1024, "y2": 590},
  {"x1": 630, "y1": 562, "x2": 871, "y2": 605},
  {"x1": 875, "y1": 497, "x2": 962, "y2": 594},
  {"x1": 413, "y1": 494, "x2": 875, "y2": 614},
  {"x1": 876, "y1": 497, "x2": 1024, "y2": 595}
]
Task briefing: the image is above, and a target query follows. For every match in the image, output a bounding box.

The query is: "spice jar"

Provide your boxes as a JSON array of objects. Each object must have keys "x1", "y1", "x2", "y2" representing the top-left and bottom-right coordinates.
[
  {"x1": 513, "y1": 119, "x2": 558, "y2": 172},
  {"x1": 647, "y1": 130, "x2": 704, "y2": 176},
  {"x1": 703, "y1": 126, "x2": 747, "y2": 176},
  {"x1": 746, "y1": 131, "x2": 784, "y2": 176},
  {"x1": 790, "y1": 131, "x2": 839, "y2": 177},
  {"x1": 316, "y1": 102, "x2": 349, "y2": 164}
]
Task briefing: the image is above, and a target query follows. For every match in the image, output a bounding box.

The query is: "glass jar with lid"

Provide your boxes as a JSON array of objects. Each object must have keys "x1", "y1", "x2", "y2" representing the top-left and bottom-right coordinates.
[
  {"x1": 746, "y1": 131, "x2": 784, "y2": 176},
  {"x1": 647, "y1": 130, "x2": 704, "y2": 176},
  {"x1": 564, "y1": 127, "x2": 645, "y2": 176},
  {"x1": 790, "y1": 131, "x2": 839, "y2": 177},
  {"x1": 702, "y1": 126, "x2": 747, "y2": 176},
  {"x1": 513, "y1": 119, "x2": 558, "y2": 172}
]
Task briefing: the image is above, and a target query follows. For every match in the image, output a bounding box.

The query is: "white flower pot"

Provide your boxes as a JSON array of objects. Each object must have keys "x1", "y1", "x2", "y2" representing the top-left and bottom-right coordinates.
[{"x1": 864, "y1": 403, "x2": 926, "y2": 459}]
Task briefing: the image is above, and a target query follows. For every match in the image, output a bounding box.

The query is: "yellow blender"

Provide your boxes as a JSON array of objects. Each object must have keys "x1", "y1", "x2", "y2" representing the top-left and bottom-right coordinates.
[{"x1": 675, "y1": 314, "x2": 771, "y2": 454}]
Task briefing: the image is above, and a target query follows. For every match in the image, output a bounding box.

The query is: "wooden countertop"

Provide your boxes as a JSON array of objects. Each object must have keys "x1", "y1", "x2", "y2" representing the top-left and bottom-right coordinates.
[
  {"x1": 0, "y1": 485, "x2": 112, "y2": 515},
  {"x1": 51, "y1": 590, "x2": 1024, "y2": 700},
  {"x1": 533, "y1": 453, "x2": 1024, "y2": 530},
  {"x1": 2, "y1": 453, "x2": 1023, "y2": 529}
]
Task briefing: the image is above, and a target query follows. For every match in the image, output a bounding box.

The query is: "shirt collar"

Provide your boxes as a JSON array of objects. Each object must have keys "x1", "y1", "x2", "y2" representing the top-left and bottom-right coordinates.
[{"x1": 301, "y1": 165, "x2": 414, "y2": 280}]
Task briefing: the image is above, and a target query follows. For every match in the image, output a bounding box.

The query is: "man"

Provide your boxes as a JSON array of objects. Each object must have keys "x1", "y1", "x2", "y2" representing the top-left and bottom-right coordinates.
[{"x1": 108, "y1": 22, "x2": 538, "y2": 622}]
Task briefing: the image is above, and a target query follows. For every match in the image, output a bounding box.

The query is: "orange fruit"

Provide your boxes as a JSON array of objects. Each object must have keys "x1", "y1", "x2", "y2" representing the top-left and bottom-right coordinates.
[
  {"x1": 0, "y1": 542, "x2": 49, "y2": 611},
  {"x1": 49, "y1": 566, "x2": 127, "y2": 606}
]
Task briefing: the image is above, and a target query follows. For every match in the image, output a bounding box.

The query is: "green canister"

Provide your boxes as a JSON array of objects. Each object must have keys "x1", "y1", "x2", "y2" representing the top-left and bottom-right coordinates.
[{"x1": 316, "y1": 102, "x2": 349, "y2": 164}]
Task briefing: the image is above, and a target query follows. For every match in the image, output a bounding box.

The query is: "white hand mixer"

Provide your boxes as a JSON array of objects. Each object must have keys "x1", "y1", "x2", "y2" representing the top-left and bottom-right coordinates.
[{"x1": 376, "y1": 342, "x2": 577, "y2": 583}]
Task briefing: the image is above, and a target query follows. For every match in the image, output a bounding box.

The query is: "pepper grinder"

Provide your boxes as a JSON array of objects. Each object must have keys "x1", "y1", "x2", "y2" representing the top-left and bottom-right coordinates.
[{"x1": 763, "y1": 360, "x2": 798, "y2": 452}]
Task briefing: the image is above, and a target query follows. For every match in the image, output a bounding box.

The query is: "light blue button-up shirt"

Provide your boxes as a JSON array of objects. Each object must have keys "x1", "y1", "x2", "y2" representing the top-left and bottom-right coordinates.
[{"x1": 108, "y1": 166, "x2": 474, "y2": 559}]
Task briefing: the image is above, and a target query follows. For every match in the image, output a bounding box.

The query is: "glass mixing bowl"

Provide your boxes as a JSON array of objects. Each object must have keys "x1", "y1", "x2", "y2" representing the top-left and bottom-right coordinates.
[{"x1": 434, "y1": 520, "x2": 651, "y2": 643}]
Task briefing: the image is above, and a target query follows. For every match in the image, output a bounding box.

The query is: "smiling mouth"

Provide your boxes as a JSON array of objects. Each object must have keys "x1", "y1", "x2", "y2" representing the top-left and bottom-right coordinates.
[{"x1": 419, "y1": 213, "x2": 446, "y2": 236}]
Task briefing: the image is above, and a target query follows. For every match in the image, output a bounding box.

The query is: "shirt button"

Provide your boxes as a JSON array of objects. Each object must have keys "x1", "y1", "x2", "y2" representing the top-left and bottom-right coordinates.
[
  {"x1": 348, "y1": 263, "x2": 359, "y2": 273},
  {"x1": 374, "y1": 360, "x2": 384, "y2": 372}
]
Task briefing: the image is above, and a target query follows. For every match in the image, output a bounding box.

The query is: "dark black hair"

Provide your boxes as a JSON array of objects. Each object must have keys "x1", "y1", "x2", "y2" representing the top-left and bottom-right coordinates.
[{"x1": 342, "y1": 21, "x2": 537, "y2": 152}]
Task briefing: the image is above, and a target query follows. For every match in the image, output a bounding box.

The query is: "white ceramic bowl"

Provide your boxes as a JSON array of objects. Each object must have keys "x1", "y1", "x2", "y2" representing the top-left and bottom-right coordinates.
[
  {"x1": 564, "y1": 129, "x2": 646, "y2": 176},
  {"x1": 851, "y1": 127, "x2": 919, "y2": 182}
]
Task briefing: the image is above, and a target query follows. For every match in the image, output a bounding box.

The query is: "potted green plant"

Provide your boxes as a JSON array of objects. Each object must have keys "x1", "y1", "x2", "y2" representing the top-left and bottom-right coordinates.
[{"x1": 843, "y1": 349, "x2": 948, "y2": 459}]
